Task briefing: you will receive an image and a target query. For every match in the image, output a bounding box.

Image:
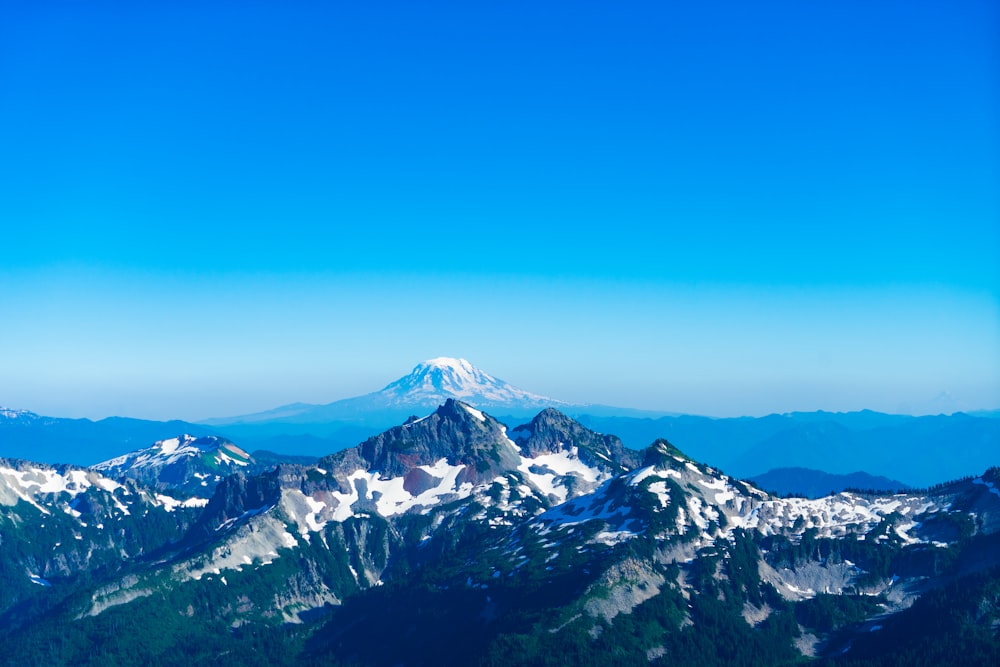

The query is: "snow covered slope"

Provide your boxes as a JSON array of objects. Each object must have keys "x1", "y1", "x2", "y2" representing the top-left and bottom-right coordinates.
[
  {"x1": 81, "y1": 401, "x2": 638, "y2": 620},
  {"x1": 378, "y1": 357, "x2": 560, "y2": 409},
  {"x1": 0, "y1": 458, "x2": 204, "y2": 600},
  {"x1": 521, "y1": 440, "x2": 1000, "y2": 600},
  {"x1": 286, "y1": 400, "x2": 628, "y2": 527},
  {"x1": 208, "y1": 357, "x2": 569, "y2": 426},
  {"x1": 93, "y1": 434, "x2": 256, "y2": 496}
]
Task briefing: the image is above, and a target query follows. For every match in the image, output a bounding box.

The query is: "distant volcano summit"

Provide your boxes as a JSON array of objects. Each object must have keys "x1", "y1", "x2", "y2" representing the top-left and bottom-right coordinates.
[
  {"x1": 208, "y1": 357, "x2": 567, "y2": 426},
  {"x1": 377, "y1": 357, "x2": 560, "y2": 410}
]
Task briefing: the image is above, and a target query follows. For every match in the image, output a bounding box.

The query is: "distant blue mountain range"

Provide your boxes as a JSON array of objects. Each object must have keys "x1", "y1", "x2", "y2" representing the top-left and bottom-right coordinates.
[
  {"x1": 2, "y1": 359, "x2": 996, "y2": 487},
  {"x1": 747, "y1": 467, "x2": 910, "y2": 499},
  {"x1": 570, "y1": 410, "x2": 998, "y2": 487}
]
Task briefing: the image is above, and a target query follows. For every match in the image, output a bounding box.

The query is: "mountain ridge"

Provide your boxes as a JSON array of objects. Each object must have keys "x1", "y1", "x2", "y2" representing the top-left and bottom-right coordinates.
[
  {"x1": 2, "y1": 403, "x2": 999, "y2": 665},
  {"x1": 93, "y1": 434, "x2": 258, "y2": 497},
  {"x1": 749, "y1": 467, "x2": 911, "y2": 499}
]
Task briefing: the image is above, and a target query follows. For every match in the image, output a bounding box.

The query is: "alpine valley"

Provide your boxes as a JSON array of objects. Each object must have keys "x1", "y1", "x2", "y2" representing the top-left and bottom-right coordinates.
[{"x1": 1, "y1": 361, "x2": 999, "y2": 666}]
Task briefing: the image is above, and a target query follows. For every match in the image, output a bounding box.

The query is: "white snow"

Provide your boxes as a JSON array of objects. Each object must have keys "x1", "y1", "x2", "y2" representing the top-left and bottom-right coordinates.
[
  {"x1": 302, "y1": 495, "x2": 328, "y2": 532},
  {"x1": 629, "y1": 466, "x2": 659, "y2": 487},
  {"x1": 94, "y1": 477, "x2": 124, "y2": 493},
  {"x1": 593, "y1": 529, "x2": 639, "y2": 545},
  {"x1": 329, "y1": 479, "x2": 361, "y2": 522},
  {"x1": 93, "y1": 434, "x2": 251, "y2": 475},
  {"x1": 517, "y1": 446, "x2": 603, "y2": 504},
  {"x1": 462, "y1": 404, "x2": 486, "y2": 422},
  {"x1": 364, "y1": 459, "x2": 471, "y2": 517},
  {"x1": 377, "y1": 357, "x2": 563, "y2": 408},
  {"x1": 697, "y1": 477, "x2": 735, "y2": 504},
  {"x1": 324, "y1": 459, "x2": 474, "y2": 521},
  {"x1": 155, "y1": 494, "x2": 209, "y2": 512},
  {"x1": 629, "y1": 466, "x2": 681, "y2": 488},
  {"x1": 647, "y1": 481, "x2": 671, "y2": 508},
  {"x1": 159, "y1": 437, "x2": 182, "y2": 454},
  {"x1": 523, "y1": 449, "x2": 957, "y2": 553},
  {"x1": 281, "y1": 489, "x2": 331, "y2": 535},
  {"x1": 0, "y1": 465, "x2": 134, "y2": 517},
  {"x1": 783, "y1": 582, "x2": 816, "y2": 598},
  {"x1": 218, "y1": 448, "x2": 250, "y2": 466}
]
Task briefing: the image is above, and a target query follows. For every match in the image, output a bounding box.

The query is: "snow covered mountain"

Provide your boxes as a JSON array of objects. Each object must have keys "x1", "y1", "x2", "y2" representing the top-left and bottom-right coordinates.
[
  {"x1": 93, "y1": 434, "x2": 258, "y2": 497},
  {"x1": 0, "y1": 407, "x2": 40, "y2": 423},
  {"x1": 0, "y1": 457, "x2": 206, "y2": 610},
  {"x1": 4, "y1": 403, "x2": 1000, "y2": 665},
  {"x1": 379, "y1": 357, "x2": 560, "y2": 409},
  {"x1": 209, "y1": 357, "x2": 570, "y2": 427}
]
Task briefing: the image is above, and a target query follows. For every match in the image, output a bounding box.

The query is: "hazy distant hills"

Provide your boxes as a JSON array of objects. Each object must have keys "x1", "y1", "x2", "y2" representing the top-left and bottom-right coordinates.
[
  {"x1": 748, "y1": 467, "x2": 910, "y2": 499},
  {"x1": 574, "y1": 411, "x2": 1000, "y2": 488},
  {"x1": 0, "y1": 409, "x2": 317, "y2": 470},
  {"x1": 0, "y1": 407, "x2": 217, "y2": 465}
]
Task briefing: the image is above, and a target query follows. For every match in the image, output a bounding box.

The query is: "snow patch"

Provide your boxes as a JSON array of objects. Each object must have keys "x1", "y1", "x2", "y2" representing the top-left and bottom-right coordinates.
[
  {"x1": 462, "y1": 404, "x2": 486, "y2": 422},
  {"x1": 155, "y1": 494, "x2": 209, "y2": 512},
  {"x1": 518, "y1": 447, "x2": 604, "y2": 505}
]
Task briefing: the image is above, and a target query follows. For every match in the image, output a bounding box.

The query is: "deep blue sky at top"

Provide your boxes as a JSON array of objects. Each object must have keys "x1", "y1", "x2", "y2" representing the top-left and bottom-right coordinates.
[{"x1": 1, "y1": 1, "x2": 998, "y2": 420}]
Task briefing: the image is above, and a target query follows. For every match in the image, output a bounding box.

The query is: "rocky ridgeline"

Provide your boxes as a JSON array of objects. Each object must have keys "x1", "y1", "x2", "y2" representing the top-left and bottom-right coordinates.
[{"x1": 2, "y1": 402, "x2": 999, "y2": 664}]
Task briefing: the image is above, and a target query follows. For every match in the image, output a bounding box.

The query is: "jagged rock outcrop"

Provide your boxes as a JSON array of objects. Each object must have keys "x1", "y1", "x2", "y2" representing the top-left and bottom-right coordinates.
[{"x1": 510, "y1": 407, "x2": 641, "y2": 471}]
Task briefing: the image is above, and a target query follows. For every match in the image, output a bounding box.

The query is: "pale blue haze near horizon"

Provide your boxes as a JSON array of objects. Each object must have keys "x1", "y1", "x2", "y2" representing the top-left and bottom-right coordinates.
[{"x1": 1, "y1": 1, "x2": 997, "y2": 421}]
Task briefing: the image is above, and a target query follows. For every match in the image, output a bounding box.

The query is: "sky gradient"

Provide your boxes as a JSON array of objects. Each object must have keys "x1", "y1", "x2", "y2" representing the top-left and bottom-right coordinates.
[{"x1": 1, "y1": 1, "x2": 998, "y2": 421}]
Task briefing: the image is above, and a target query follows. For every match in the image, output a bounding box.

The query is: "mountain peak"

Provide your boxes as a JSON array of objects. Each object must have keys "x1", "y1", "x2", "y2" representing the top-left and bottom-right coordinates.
[
  {"x1": 207, "y1": 358, "x2": 570, "y2": 427},
  {"x1": 322, "y1": 397, "x2": 517, "y2": 482},
  {"x1": 376, "y1": 357, "x2": 563, "y2": 410},
  {"x1": 0, "y1": 407, "x2": 40, "y2": 421},
  {"x1": 93, "y1": 434, "x2": 255, "y2": 496},
  {"x1": 421, "y1": 356, "x2": 474, "y2": 371}
]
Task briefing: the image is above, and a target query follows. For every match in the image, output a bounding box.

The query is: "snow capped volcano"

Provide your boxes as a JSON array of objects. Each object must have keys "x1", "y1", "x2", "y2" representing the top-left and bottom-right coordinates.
[
  {"x1": 209, "y1": 357, "x2": 568, "y2": 426},
  {"x1": 377, "y1": 357, "x2": 561, "y2": 409}
]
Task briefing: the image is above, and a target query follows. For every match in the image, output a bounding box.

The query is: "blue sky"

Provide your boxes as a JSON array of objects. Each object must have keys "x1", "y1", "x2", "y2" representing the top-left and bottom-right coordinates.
[{"x1": 1, "y1": 1, "x2": 997, "y2": 420}]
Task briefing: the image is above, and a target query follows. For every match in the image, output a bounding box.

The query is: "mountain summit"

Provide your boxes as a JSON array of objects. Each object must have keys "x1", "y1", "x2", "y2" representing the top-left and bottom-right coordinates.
[
  {"x1": 209, "y1": 357, "x2": 566, "y2": 427},
  {"x1": 377, "y1": 357, "x2": 560, "y2": 409}
]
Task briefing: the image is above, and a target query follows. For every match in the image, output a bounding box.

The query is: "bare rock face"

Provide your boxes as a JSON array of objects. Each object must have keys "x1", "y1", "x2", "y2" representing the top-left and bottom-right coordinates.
[
  {"x1": 319, "y1": 399, "x2": 521, "y2": 485},
  {"x1": 187, "y1": 470, "x2": 283, "y2": 540}
]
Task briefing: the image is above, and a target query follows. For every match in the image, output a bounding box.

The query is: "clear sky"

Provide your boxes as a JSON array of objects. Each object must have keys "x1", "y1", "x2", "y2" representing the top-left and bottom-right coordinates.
[{"x1": 1, "y1": 1, "x2": 998, "y2": 421}]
